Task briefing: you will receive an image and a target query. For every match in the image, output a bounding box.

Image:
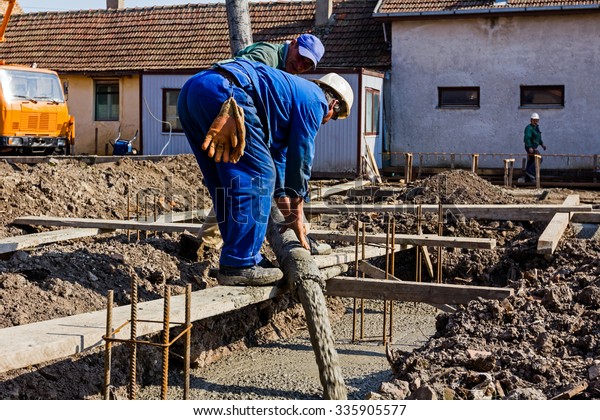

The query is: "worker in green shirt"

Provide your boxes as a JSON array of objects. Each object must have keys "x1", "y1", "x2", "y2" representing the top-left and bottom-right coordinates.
[
  {"x1": 523, "y1": 112, "x2": 547, "y2": 182},
  {"x1": 235, "y1": 33, "x2": 325, "y2": 74}
]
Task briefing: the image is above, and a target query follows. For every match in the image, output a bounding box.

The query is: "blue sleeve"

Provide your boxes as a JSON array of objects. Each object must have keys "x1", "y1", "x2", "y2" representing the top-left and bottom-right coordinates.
[
  {"x1": 271, "y1": 144, "x2": 287, "y2": 198},
  {"x1": 283, "y1": 97, "x2": 326, "y2": 200}
]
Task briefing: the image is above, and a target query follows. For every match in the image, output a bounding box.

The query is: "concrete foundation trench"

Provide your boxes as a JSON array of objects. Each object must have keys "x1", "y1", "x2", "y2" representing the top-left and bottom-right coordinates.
[{"x1": 0, "y1": 155, "x2": 599, "y2": 400}]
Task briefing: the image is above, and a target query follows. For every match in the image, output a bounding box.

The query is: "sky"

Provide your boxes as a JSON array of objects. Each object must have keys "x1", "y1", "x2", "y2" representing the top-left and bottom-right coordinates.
[{"x1": 18, "y1": 1, "x2": 220, "y2": 13}]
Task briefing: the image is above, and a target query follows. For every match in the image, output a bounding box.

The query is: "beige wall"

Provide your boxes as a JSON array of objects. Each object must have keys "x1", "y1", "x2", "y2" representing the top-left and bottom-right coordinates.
[{"x1": 60, "y1": 74, "x2": 140, "y2": 155}]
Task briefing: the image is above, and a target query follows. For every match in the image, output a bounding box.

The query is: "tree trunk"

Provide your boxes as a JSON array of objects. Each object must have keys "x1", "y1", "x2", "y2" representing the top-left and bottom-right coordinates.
[
  {"x1": 267, "y1": 206, "x2": 347, "y2": 400},
  {"x1": 225, "y1": 0, "x2": 253, "y2": 56}
]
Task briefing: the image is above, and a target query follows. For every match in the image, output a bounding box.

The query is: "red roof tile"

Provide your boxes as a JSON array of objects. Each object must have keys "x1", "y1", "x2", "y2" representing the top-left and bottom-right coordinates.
[
  {"x1": 0, "y1": 1, "x2": 389, "y2": 73},
  {"x1": 377, "y1": 0, "x2": 600, "y2": 15}
]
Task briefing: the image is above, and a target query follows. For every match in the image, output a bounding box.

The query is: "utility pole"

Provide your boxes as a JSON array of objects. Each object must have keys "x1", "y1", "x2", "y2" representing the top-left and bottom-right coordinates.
[{"x1": 225, "y1": 0, "x2": 253, "y2": 56}]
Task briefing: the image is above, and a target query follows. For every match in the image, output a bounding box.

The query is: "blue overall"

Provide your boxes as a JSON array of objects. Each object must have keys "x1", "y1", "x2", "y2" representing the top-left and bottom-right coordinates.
[{"x1": 177, "y1": 60, "x2": 327, "y2": 268}]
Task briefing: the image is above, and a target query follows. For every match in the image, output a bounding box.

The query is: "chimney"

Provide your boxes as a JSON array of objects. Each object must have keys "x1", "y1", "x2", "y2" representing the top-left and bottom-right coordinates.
[
  {"x1": 107, "y1": 0, "x2": 125, "y2": 9},
  {"x1": 315, "y1": 0, "x2": 332, "y2": 27}
]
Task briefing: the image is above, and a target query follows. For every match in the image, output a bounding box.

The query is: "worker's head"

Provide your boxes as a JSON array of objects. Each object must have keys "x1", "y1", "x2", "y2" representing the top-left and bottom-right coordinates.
[
  {"x1": 313, "y1": 73, "x2": 354, "y2": 123},
  {"x1": 285, "y1": 34, "x2": 324, "y2": 74},
  {"x1": 530, "y1": 112, "x2": 540, "y2": 124}
]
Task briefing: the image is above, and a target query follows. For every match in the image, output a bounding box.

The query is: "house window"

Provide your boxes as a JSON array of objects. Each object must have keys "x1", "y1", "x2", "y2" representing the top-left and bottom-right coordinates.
[
  {"x1": 438, "y1": 87, "x2": 480, "y2": 108},
  {"x1": 162, "y1": 89, "x2": 183, "y2": 133},
  {"x1": 95, "y1": 80, "x2": 119, "y2": 121},
  {"x1": 365, "y1": 88, "x2": 380, "y2": 135},
  {"x1": 520, "y1": 85, "x2": 564, "y2": 107}
]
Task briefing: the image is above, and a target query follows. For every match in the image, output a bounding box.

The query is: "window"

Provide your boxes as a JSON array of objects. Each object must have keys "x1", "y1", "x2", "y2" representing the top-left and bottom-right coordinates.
[
  {"x1": 365, "y1": 88, "x2": 380, "y2": 135},
  {"x1": 162, "y1": 89, "x2": 183, "y2": 133},
  {"x1": 438, "y1": 87, "x2": 480, "y2": 108},
  {"x1": 520, "y1": 85, "x2": 564, "y2": 107},
  {"x1": 95, "y1": 80, "x2": 119, "y2": 121}
]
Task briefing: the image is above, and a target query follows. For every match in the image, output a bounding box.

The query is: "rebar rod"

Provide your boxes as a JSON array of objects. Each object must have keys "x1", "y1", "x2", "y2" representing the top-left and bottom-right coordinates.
[
  {"x1": 127, "y1": 191, "x2": 131, "y2": 242},
  {"x1": 361, "y1": 222, "x2": 366, "y2": 340},
  {"x1": 437, "y1": 204, "x2": 443, "y2": 283},
  {"x1": 128, "y1": 275, "x2": 138, "y2": 400},
  {"x1": 352, "y1": 219, "x2": 360, "y2": 342},
  {"x1": 184, "y1": 284, "x2": 192, "y2": 400},
  {"x1": 160, "y1": 286, "x2": 171, "y2": 400},
  {"x1": 416, "y1": 205, "x2": 422, "y2": 283},
  {"x1": 136, "y1": 193, "x2": 140, "y2": 241},
  {"x1": 389, "y1": 217, "x2": 396, "y2": 341},
  {"x1": 383, "y1": 215, "x2": 390, "y2": 344},
  {"x1": 103, "y1": 290, "x2": 113, "y2": 400}
]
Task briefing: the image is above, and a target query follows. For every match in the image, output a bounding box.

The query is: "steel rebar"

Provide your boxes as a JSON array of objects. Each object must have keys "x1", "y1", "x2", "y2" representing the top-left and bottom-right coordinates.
[
  {"x1": 352, "y1": 219, "x2": 360, "y2": 342},
  {"x1": 360, "y1": 221, "x2": 366, "y2": 340},
  {"x1": 128, "y1": 275, "x2": 138, "y2": 400},
  {"x1": 160, "y1": 286, "x2": 171, "y2": 400},
  {"x1": 437, "y1": 204, "x2": 443, "y2": 283},
  {"x1": 184, "y1": 284, "x2": 192, "y2": 400},
  {"x1": 103, "y1": 290, "x2": 113, "y2": 400}
]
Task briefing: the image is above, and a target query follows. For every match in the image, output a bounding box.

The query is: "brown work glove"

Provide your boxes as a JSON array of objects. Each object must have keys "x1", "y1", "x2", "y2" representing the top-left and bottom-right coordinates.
[{"x1": 202, "y1": 97, "x2": 246, "y2": 163}]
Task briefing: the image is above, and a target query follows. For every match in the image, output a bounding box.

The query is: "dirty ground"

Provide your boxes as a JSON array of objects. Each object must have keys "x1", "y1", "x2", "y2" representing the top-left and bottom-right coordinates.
[{"x1": 0, "y1": 157, "x2": 598, "y2": 400}]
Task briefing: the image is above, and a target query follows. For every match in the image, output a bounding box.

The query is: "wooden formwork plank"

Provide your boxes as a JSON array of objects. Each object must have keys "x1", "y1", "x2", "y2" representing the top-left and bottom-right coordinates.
[
  {"x1": 537, "y1": 195, "x2": 580, "y2": 255},
  {"x1": 308, "y1": 231, "x2": 496, "y2": 250},
  {"x1": 0, "y1": 228, "x2": 109, "y2": 255},
  {"x1": 12, "y1": 216, "x2": 204, "y2": 234},
  {"x1": 304, "y1": 203, "x2": 592, "y2": 221},
  {"x1": 309, "y1": 180, "x2": 371, "y2": 201},
  {"x1": 325, "y1": 276, "x2": 513, "y2": 304},
  {"x1": 571, "y1": 212, "x2": 600, "y2": 224}
]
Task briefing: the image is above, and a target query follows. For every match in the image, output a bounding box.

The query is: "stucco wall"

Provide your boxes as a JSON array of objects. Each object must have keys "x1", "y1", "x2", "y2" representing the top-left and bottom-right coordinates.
[
  {"x1": 61, "y1": 74, "x2": 140, "y2": 155},
  {"x1": 390, "y1": 14, "x2": 600, "y2": 169}
]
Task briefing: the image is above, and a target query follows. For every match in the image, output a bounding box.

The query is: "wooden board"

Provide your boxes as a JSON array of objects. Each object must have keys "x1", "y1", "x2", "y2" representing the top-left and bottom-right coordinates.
[
  {"x1": 309, "y1": 180, "x2": 371, "y2": 201},
  {"x1": 0, "y1": 228, "x2": 110, "y2": 255},
  {"x1": 308, "y1": 230, "x2": 496, "y2": 250},
  {"x1": 326, "y1": 276, "x2": 513, "y2": 304},
  {"x1": 13, "y1": 215, "x2": 204, "y2": 234},
  {"x1": 537, "y1": 195, "x2": 579, "y2": 255},
  {"x1": 304, "y1": 203, "x2": 592, "y2": 221}
]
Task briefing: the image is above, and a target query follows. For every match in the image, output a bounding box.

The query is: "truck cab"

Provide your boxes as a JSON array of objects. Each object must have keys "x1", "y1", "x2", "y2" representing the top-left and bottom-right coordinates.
[{"x1": 0, "y1": 64, "x2": 74, "y2": 155}]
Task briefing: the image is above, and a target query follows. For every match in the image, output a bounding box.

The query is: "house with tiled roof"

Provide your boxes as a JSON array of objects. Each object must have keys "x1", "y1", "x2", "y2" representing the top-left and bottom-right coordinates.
[
  {"x1": 373, "y1": 0, "x2": 600, "y2": 170},
  {"x1": 0, "y1": 0, "x2": 390, "y2": 176}
]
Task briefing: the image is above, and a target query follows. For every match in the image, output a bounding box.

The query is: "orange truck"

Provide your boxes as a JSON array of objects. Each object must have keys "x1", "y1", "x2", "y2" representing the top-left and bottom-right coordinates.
[{"x1": 0, "y1": 0, "x2": 74, "y2": 155}]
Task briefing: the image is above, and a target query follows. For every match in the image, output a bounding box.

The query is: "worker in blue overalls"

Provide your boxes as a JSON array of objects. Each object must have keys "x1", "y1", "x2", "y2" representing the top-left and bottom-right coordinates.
[{"x1": 178, "y1": 59, "x2": 353, "y2": 286}]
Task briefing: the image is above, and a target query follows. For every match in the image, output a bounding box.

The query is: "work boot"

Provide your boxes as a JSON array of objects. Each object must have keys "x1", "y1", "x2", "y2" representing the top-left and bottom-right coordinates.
[
  {"x1": 307, "y1": 235, "x2": 332, "y2": 255},
  {"x1": 217, "y1": 264, "x2": 283, "y2": 286}
]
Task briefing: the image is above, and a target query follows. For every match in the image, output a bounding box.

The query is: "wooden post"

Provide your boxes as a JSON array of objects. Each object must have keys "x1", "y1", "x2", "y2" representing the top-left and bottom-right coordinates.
[
  {"x1": 471, "y1": 154, "x2": 479, "y2": 174},
  {"x1": 450, "y1": 153, "x2": 455, "y2": 169},
  {"x1": 404, "y1": 153, "x2": 413, "y2": 184},
  {"x1": 594, "y1": 154, "x2": 598, "y2": 183},
  {"x1": 418, "y1": 154, "x2": 423, "y2": 179},
  {"x1": 535, "y1": 154, "x2": 541, "y2": 189},
  {"x1": 503, "y1": 159, "x2": 515, "y2": 187}
]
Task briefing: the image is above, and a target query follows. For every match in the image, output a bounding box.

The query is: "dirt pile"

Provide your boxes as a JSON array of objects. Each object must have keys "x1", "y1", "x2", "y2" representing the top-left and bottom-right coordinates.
[{"x1": 376, "y1": 208, "x2": 600, "y2": 399}]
